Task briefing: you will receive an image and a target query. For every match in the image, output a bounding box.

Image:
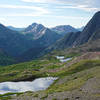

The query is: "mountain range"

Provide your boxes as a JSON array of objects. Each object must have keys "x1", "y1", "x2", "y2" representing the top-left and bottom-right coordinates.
[
  {"x1": 0, "y1": 23, "x2": 62, "y2": 63},
  {"x1": 51, "y1": 25, "x2": 78, "y2": 35},
  {"x1": 23, "y1": 23, "x2": 61, "y2": 47},
  {"x1": 46, "y1": 11, "x2": 100, "y2": 52},
  {"x1": 0, "y1": 11, "x2": 100, "y2": 63}
]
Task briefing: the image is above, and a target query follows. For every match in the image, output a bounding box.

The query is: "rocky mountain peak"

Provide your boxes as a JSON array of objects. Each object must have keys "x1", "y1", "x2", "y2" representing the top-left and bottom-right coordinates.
[
  {"x1": 51, "y1": 25, "x2": 78, "y2": 35},
  {"x1": 24, "y1": 23, "x2": 45, "y2": 33}
]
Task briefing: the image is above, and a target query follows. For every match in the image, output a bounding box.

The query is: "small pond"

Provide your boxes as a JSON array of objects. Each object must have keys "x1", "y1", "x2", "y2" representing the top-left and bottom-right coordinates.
[
  {"x1": 0, "y1": 77, "x2": 58, "y2": 94},
  {"x1": 56, "y1": 56, "x2": 72, "y2": 62},
  {"x1": 56, "y1": 56, "x2": 64, "y2": 60}
]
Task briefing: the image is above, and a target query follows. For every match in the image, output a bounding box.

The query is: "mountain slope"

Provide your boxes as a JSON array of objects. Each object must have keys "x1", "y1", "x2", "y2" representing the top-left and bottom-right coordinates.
[
  {"x1": 0, "y1": 23, "x2": 61, "y2": 62},
  {"x1": 18, "y1": 28, "x2": 61, "y2": 62},
  {"x1": 47, "y1": 11, "x2": 100, "y2": 52},
  {"x1": 0, "y1": 24, "x2": 33, "y2": 57},
  {"x1": 24, "y1": 23, "x2": 46, "y2": 40},
  {"x1": 50, "y1": 31, "x2": 81, "y2": 50},
  {"x1": 24, "y1": 23, "x2": 61, "y2": 44},
  {"x1": 74, "y1": 11, "x2": 100, "y2": 46},
  {"x1": 34, "y1": 28, "x2": 61, "y2": 47},
  {"x1": 51, "y1": 25, "x2": 78, "y2": 35},
  {"x1": 16, "y1": 23, "x2": 61, "y2": 62},
  {"x1": 0, "y1": 49, "x2": 15, "y2": 66},
  {"x1": 23, "y1": 11, "x2": 100, "y2": 61},
  {"x1": 17, "y1": 47, "x2": 46, "y2": 62}
]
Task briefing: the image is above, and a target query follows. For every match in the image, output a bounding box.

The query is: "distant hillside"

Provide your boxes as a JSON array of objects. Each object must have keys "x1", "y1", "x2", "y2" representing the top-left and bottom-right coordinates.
[
  {"x1": 49, "y1": 31, "x2": 81, "y2": 50},
  {"x1": 17, "y1": 47, "x2": 46, "y2": 62},
  {"x1": 0, "y1": 49, "x2": 15, "y2": 66},
  {"x1": 0, "y1": 24, "x2": 34, "y2": 57},
  {"x1": 51, "y1": 25, "x2": 78, "y2": 35}
]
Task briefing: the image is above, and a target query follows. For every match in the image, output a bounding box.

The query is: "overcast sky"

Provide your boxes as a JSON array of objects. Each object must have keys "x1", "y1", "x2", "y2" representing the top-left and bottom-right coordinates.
[{"x1": 0, "y1": 0, "x2": 99, "y2": 28}]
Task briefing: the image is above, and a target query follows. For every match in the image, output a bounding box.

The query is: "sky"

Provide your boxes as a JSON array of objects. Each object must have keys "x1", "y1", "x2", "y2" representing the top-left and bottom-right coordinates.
[{"x1": 0, "y1": 0, "x2": 99, "y2": 28}]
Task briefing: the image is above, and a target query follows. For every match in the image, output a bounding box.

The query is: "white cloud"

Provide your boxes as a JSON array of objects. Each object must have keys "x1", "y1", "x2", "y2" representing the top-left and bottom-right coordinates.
[
  {"x1": 49, "y1": 15, "x2": 89, "y2": 20},
  {"x1": 5, "y1": 12, "x2": 44, "y2": 17},
  {"x1": 0, "y1": 5, "x2": 49, "y2": 17},
  {"x1": 21, "y1": 0, "x2": 59, "y2": 3},
  {"x1": 60, "y1": 5, "x2": 98, "y2": 12},
  {"x1": 21, "y1": 0, "x2": 100, "y2": 12}
]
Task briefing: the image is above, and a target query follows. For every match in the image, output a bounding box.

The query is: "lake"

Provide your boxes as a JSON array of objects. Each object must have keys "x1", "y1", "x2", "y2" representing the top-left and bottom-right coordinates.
[{"x1": 0, "y1": 77, "x2": 58, "y2": 94}]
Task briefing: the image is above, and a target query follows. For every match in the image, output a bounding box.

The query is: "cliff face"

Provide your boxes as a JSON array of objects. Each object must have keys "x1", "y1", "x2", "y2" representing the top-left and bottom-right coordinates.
[{"x1": 73, "y1": 11, "x2": 100, "y2": 45}]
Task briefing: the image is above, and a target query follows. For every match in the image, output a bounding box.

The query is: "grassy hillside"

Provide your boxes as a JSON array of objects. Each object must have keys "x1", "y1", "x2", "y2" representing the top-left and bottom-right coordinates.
[
  {"x1": 0, "y1": 52, "x2": 100, "y2": 100},
  {"x1": 0, "y1": 57, "x2": 60, "y2": 82}
]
